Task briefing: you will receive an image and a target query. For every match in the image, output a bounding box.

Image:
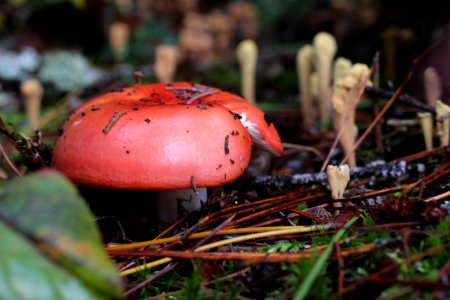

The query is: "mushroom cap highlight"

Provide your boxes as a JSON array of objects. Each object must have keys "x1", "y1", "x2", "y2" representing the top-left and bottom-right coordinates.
[{"x1": 52, "y1": 82, "x2": 283, "y2": 190}]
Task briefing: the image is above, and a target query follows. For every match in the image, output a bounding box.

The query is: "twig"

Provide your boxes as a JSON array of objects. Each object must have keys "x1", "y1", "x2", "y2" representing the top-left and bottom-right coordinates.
[
  {"x1": 283, "y1": 142, "x2": 324, "y2": 159},
  {"x1": 0, "y1": 142, "x2": 23, "y2": 177},
  {"x1": 153, "y1": 214, "x2": 190, "y2": 240},
  {"x1": 114, "y1": 224, "x2": 333, "y2": 276},
  {"x1": 425, "y1": 190, "x2": 450, "y2": 203},
  {"x1": 124, "y1": 215, "x2": 236, "y2": 297},
  {"x1": 341, "y1": 242, "x2": 450, "y2": 295},
  {"x1": 365, "y1": 86, "x2": 434, "y2": 113},
  {"x1": 124, "y1": 263, "x2": 177, "y2": 297}
]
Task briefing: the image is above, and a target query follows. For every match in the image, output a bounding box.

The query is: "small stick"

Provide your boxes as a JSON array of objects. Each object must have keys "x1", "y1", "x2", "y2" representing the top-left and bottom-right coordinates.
[
  {"x1": 0, "y1": 142, "x2": 23, "y2": 177},
  {"x1": 166, "y1": 84, "x2": 218, "y2": 104},
  {"x1": 102, "y1": 110, "x2": 128, "y2": 134}
]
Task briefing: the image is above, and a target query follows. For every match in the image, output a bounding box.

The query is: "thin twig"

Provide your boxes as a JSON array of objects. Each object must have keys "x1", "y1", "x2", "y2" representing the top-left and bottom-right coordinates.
[{"x1": 0, "y1": 142, "x2": 23, "y2": 177}]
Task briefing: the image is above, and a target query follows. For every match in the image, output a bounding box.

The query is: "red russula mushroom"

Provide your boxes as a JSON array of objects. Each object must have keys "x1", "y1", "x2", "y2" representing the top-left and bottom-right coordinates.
[{"x1": 52, "y1": 82, "x2": 283, "y2": 221}]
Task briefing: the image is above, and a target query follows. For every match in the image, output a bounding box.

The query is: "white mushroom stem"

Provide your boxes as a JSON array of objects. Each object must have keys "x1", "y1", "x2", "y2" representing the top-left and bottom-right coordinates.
[
  {"x1": 424, "y1": 67, "x2": 441, "y2": 108},
  {"x1": 331, "y1": 63, "x2": 370, "y2": 167},
  {"x1": 154, "y1": 44, "x2": 179, "y2": 83},
  {"x1": 333, "y1": 57, "x2": 352, "y2": 83},
  {"x1": 296, "y1": 44, "x2": 315, "y2": 128},
  {"x1": 326, "y1": 164, "x2": 350, "y2": 209},
  {"x1": 155, "y1": 188, "x2": 207, "y2": 222},
  {"x1": 436, "y1": 100, "x2": 450, "y2": 146},
  {"x1": 313, "y1": 32, "x2": 337, "y2": 130},
  {"x1": 109, "y1": 22, "x2": 130, "y2": 62},
  {"x1": 21, "y1": 79, "x2": 43, "y2": 130},
  {"x1": 417, "y1": 112, "x2": 434, "y2": 151},
  {"x1": 236, "y1": 39, "x2": 258, "y2": 104}
]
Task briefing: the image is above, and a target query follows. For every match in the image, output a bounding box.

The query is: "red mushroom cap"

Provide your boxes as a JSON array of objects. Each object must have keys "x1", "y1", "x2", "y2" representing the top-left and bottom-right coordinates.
[{"x1": 52, "y1": 82, "x2": 282, "y2": 190}]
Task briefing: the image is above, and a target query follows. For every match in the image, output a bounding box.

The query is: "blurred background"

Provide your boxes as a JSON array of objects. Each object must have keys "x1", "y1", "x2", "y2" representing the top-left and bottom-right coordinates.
[{"x1": 1, "y1": 0, "x2": 450, "y2": 133}]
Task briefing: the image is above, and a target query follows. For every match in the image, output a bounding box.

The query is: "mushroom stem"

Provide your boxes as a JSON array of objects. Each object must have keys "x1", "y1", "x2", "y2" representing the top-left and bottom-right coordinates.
[
  {"x1": 154, "y1": 44, "x2": 179, "y2": 83},
  {"x1": 156, "y1": 188, "x2": 207, "y2": 222},
  {"x1": 424, "y1": 67, "x2": 441, "y2": 108},
  {"x1": 21, "y1": 79, "x2": 43, "y2": 130},
  {"x1": 236, "y1": 39, "x2": 258, "y2": 104},
  {"x1": 313, "y1": 32, "x2": 337, "y2": 130},
  {"x1": 296, "y1": 44, "x2": 315, "y2": 128},
  {"x1": 436, "y1": 100, "x2": 450, "y2": 146},
  {"x1": 417, "y1": 112, "x2": 434, "y2": 151}
]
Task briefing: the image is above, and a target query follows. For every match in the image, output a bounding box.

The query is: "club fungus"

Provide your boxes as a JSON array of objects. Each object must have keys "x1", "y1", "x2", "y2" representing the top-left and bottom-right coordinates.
[
  {"x1": 108, "y1": 21, "x2": 130, "y2": 62},
  {"x1": 296, "y1": 44, "x2": 315, "y2": 128},
  {"x1": 331, "y1": 63, "x2": 370, "y2": 167},
  {"x1": 333, "y1": 57, "x2": 352, "y2": 83},
  {"x1": 236, "y1": 39, "x2": 258, "y2": 104},
  {"x1": 423, "y1": 67, "x2": 441, "y2": 108},
  {"x1": 154, "y1": 44, "x2": 179, "y2": 83},
  {"x1": 326, "y1": 164, "x2": 350, "y2": 210},
  {"x1": 21, "y1": 78, "x2": 43, "y2": 130},
  {"x1": 52, "y1": 82, "x2": 283, "y2": 222},
  {"x1": 417, "y1": 112, "x2": 434, "y2": 151},
  {"x1": 436, "y1": 100, "x2": 450, "y2": 146},
  {"x1": 313, "y1": 32, "x2": 337, "y2": 130}
]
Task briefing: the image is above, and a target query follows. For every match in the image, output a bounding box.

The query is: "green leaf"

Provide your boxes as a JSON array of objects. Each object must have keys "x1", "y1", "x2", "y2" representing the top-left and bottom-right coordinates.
[{"x1": 0, "y1": 171, "x2": 123, "y2": 299}]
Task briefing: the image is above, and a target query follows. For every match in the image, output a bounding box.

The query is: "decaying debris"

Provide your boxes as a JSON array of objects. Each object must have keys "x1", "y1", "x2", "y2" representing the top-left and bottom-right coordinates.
[{"x1": 244, "y1": 161, "x2": 425, "y2": 191}]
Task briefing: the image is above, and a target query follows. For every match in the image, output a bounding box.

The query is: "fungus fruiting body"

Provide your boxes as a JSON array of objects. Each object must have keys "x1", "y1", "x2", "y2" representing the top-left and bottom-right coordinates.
[
  {"x1": 424, "y1": 67, "x2": 441, "y2": 108},
  {"x1": 326, "y1": 164, "x2": 350, "y2": 210},
  {"x1": 417, "y1": 112, "x2": 433, "y2": 151},
  {"x1": 21, "y1": 79, "x2": 43, "y2": 130},
  {"x1": 333, "y1": 57, "x2": 352, "y2": 83},
  {"x1": 52, "y1": 82, "x2": 283, "y2": 221},
  {"x1": 331, "y1": 64, "x2": 370, "y2": 167},
  {"x1": 297, "y1": 44, "x2": 315, "y2": 128},
  {"x1": 154, "y1": 45, "x2": 179, "y2": 83},
  {"x1": 313, "y1": 32, "x2": 337, "y2": 130},
  {"x1": 436, "y1": 100, "x2": 450, "y2": 146},
  {"x1": 236, "y1": 39, "x2": 258, "y2": 104}
]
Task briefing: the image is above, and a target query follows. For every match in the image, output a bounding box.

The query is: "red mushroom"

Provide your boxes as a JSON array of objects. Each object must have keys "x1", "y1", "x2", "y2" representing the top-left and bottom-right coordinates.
[{"x1": 52, "y1": 82, "x2": 283, "y2": 221}]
